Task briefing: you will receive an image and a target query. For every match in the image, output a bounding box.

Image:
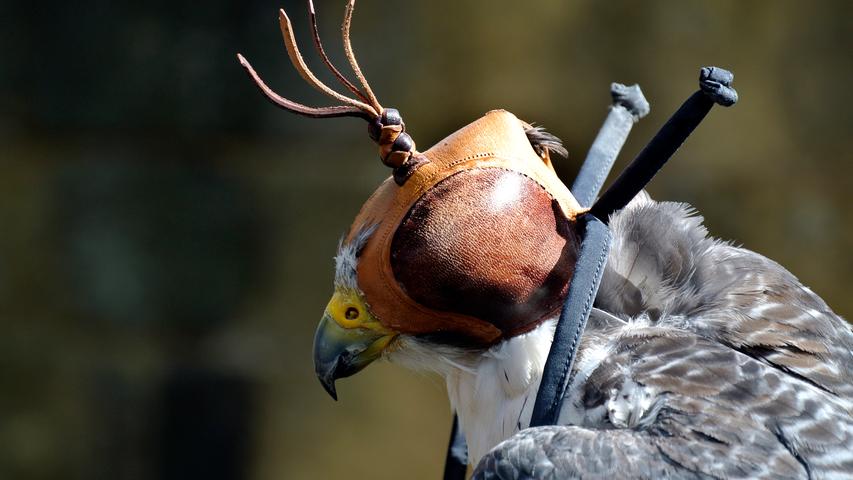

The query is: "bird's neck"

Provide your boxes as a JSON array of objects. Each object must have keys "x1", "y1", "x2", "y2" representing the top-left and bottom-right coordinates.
[
  {"x1": 451, "y1": 320, "x2": 556, "y2": 463},
  {"x1": 390, "y1": 319, "x2": 557, "y2": 463}
]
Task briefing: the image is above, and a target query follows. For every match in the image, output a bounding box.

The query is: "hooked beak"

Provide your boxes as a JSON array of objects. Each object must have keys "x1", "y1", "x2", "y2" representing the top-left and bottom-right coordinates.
[{"x1": 313, "y1": 312, "x2": 394, "y2": 400}]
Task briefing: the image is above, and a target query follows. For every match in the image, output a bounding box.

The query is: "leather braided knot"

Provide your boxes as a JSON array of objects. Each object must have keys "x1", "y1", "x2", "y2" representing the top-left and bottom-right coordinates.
[
  {"x1": 369, "y1": 108, "x2": 428, "y2": 185},
  {"x1": 369, "y1": 109, "x2": 415, "y2": 167}
]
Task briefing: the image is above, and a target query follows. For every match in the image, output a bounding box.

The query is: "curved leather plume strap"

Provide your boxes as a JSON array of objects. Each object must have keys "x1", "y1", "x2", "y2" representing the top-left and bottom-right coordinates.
[
  {"x1": 237, "y1": 0, "x2": 425, "y2": 184},
  {"x1": 307, "y1": 0, "x2": 371, "y2": 104}
]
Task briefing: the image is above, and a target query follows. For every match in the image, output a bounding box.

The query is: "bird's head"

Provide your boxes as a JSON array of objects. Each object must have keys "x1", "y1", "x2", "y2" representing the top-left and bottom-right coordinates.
[
  {"x1": 314, "y1": 287, "x2": 395, "y2": 400},
  {"x1": 237, "y1": 1, "x2": 584, "y2": 400},
  {"x1": 313, "y1": 225, "x2": 397, "y2": 400},
  {"x1": 313, "y1": 110, "x2": 584, "y2": 400}
]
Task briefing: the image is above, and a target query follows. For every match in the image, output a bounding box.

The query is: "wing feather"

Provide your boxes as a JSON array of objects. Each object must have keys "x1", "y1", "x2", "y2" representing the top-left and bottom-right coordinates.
[{"x1": 475, "y1": 199, "x2": 853, "y2": 479}]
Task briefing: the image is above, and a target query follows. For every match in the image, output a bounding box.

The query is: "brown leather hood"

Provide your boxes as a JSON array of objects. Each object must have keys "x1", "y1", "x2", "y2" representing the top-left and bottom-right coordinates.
[{"x1": 346, "y1": 110, "x2": 584, "y2": 346}]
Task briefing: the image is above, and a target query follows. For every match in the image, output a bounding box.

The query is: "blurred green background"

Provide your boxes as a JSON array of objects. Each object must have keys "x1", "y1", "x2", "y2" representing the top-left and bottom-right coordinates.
[{"x1": 1, "y1": 0, "x2": 850, "y2": 479}]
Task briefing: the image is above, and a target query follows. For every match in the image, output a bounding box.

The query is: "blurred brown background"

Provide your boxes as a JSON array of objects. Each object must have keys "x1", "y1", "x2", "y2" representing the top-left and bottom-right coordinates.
[{"x1": 1, "y1": 0, "x2": 851, "y2": 479}]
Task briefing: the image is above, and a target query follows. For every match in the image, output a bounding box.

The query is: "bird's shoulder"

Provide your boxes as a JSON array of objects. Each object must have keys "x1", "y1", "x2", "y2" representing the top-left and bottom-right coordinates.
[
  {"x1": 598, "y1": 198, "x2": 853, "y2": 396},
  {"x1": 473, "y1": 200, "x2": 853, "y2": 479}
]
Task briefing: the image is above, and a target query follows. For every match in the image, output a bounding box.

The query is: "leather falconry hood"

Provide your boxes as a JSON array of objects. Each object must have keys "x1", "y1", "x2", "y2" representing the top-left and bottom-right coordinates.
[{"x1": 238, "y1": 0, "x2": 584, "y2": 347}]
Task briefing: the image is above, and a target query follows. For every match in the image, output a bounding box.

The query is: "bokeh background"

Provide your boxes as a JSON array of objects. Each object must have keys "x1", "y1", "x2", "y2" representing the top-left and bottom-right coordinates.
[{"x1": 2, "y1": 0, "x2": 851, "y2": 479}]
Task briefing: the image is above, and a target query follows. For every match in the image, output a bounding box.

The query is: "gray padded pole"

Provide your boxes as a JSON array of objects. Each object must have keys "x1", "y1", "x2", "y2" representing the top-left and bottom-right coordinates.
[{"x1": 572, "y1": 83, "x2": 649, "y2": 208}]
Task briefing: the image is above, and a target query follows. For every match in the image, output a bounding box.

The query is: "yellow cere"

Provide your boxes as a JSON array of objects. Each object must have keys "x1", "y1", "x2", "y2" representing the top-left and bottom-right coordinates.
[{"x1": 326, "y1": 289, "x2": 393, "y2": 334}]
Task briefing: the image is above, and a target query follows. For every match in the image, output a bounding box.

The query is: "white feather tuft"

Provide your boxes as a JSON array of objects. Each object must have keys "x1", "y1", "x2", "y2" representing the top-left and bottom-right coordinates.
[{"x1": 334, "y1": 223, "x2": 377, "y2": 291}]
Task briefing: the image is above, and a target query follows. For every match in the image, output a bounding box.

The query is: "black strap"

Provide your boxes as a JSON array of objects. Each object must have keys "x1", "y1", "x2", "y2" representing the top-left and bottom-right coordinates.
[
  {"x1": 572, "y1": 83, "x2": 649, "y2": 208},
  {"x1": 529, "y1": 214, "x2": 612, "y2": 427},
  {"x1": 442, "y1": 413, "x2": 468, "y2": 480}
]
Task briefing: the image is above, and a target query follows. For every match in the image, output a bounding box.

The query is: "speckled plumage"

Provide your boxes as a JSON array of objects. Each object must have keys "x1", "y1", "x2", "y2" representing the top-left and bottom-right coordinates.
[{"x1": 471, "y1": 193, "x2": 853, "y2": 479}]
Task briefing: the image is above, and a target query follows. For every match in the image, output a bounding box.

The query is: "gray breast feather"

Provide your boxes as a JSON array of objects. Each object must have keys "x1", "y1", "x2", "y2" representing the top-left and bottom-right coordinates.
[{"x1": 474, "y1": 198, "x2": 853, "y2": 479}]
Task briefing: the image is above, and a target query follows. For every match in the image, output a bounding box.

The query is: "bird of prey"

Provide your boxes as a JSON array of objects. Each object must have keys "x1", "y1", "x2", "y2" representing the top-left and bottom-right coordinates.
[
  {"x1": 236, "y1": 2, "x2": 853, "y2": 477},
  {"x1": 316, "y1": 188, "x2": 853, "y2": 479}
]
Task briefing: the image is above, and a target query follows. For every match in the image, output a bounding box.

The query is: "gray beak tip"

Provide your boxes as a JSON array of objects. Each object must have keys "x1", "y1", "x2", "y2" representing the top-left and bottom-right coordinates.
[
  {"x1": 313, "y1": 312, "x2": 388, "y2": 402},
  {"x1": 320, "y1": 377, "x2": 338, "y2": 401}
]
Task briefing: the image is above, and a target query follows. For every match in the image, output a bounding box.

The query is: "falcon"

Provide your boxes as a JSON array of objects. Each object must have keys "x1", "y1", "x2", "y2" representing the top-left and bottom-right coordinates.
[
  {"x1": 316, "y1": 190, "x2": 853, "y2": 479},
  {"x1": 236, "y1": 2, "x2": 853, "y2": 477}
]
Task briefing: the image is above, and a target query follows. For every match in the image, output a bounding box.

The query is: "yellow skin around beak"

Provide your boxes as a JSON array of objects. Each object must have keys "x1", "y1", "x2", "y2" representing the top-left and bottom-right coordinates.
[{"x1": 313, "y1": 288, "x2": 397, "y2": 400}]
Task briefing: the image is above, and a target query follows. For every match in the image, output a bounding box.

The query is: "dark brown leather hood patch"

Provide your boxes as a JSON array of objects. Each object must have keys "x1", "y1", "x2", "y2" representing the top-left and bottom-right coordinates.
[{"x1": 390, "y1": 167, "x2": 580, "y2": 337}]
